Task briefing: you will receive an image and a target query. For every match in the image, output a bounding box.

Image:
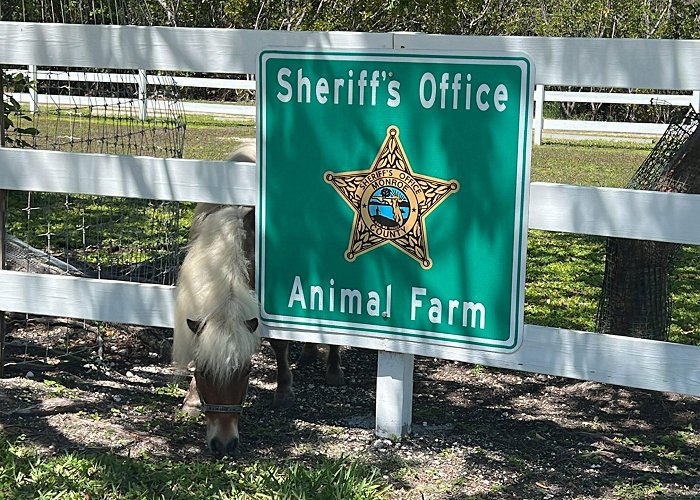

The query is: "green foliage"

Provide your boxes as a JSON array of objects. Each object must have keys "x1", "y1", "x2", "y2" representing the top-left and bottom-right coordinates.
[
  {"x1": 612, "y1": 478, "x2": 667, "y2": 499},
  {"x1": 1, "y1": 71, "x2": 39, "y2": 148},
  {"x1": 233, "y1": 0, "x2": 700, "y2": 38},
  {"x1": 0, "y1": 0, "x2": 157, "y2": 24},
  {"x1": 153, "y1": 383, "x2": 187, "y2": 398},
  {"x1": 206, "y1": 0, "x2": 699, "y2": 38},
  {"x1": 3, "y1": 0, "x2": 699, "y2": 40},
  {"x1": 42, "y1": 379, "x2": 79, "y2": 398}
]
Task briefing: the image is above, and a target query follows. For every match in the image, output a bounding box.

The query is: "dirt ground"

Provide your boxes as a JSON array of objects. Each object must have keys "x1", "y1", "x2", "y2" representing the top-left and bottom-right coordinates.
[{"x1": 0, "y1": 319, "x2": 698, "y2": 499}]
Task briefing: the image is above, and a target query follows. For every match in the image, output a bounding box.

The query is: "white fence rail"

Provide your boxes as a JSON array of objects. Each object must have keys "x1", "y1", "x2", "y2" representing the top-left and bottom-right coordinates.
[
  {"x1": 6, "y1": 64, "x2": 700, "y2": 138},
  {"x1": 533, "y1": 86, "x2": 700, "y2": 144},
  {"x1": 6, "y1": 66, "x2": 257, "y2": 118},
  {"x1": 1, "y1": 23, "x2": 699, "y2": 437}
]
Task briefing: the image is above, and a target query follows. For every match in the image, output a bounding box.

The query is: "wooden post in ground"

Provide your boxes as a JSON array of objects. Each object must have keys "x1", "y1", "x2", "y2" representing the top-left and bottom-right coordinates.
[{"x1": 0, "y1": 68, "x2": 7, "y2": 376}]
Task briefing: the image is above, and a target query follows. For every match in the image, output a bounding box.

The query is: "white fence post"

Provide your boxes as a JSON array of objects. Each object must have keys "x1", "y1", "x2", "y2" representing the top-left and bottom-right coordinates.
[
  {"x1": 27, "y1": 65, "x2": 38, "y2": 113},
  {"x1": 692, "y1": 91, "x2": 700, "y2": 113},
  {"x1": 137, "y1": 69, "x2": 148, "y2": 121},
  {"x1": 375, "y1": 351, "x2": 414, "y2": 439},
  {"x1": 533, "y1": 84, "x2": 545, "y2": 145}
]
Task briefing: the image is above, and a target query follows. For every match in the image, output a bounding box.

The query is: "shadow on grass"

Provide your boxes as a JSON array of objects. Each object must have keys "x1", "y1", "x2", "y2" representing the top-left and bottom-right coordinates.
[{"x1": 396, "y1": 357, "x2": 700, "y2": 498}]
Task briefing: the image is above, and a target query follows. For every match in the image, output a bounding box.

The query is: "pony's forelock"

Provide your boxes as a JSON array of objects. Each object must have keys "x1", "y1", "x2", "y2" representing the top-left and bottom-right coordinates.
[{"x1": 193, "y1": 290, "x2": 260, "y2": 385}]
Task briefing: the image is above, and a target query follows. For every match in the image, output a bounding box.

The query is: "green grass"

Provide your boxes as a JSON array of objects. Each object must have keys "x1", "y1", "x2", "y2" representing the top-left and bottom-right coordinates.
[
  {"x1": 42, "y1": 379, "x2": 79, "y2": 398},
  {"x1": 524, "y1": 231, "x2": 605, "y2": 332},
  {"x1": 5, "y1": 104, "x2": 256, "y2": 161},
  {"x1": 153, "y1": 382, "x2": 188, "y2": 398},
  {"x1": 0, "y1": 438, "x2": 387, "y2": 499},
  {"x1": 182, "y1": 116, "x2": 255, "y2": 160},
  {"x1": 614, "y1": 426, "x2": 699, "y2": 464},
  {"x1": 7, "y1": 193, "x2": 192, "y2": 265},
  {"x1": 531, "y1": 139, "x2": 651, "y2": 187},
  {"x1": 612, "y1": 478, "x2": 667, "y2": 499},
  {"x1": 5, "y1": 111, "x2": 254, "y2": 266}
]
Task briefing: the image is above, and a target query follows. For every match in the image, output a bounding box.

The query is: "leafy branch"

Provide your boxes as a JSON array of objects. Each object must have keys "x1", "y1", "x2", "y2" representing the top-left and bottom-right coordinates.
[{"x1": 2, "y1": 70, "x2": 39, "y2": 149}]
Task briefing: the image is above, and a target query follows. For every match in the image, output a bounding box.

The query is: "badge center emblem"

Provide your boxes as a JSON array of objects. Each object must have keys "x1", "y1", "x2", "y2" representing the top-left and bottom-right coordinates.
[{"x1": 325, "y1": 125, "x2": 459, "y2": 270}]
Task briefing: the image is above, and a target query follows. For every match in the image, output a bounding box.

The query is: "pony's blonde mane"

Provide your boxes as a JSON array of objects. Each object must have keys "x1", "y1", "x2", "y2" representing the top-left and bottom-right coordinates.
[{"x1": 173, "y1": 200, "x2": 260, "y2": 386}]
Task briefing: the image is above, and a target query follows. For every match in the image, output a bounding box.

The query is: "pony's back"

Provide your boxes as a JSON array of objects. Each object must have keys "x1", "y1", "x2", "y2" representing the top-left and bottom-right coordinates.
[{"x1": 188, "y1": 143, "x2": 256, "y2": 243}]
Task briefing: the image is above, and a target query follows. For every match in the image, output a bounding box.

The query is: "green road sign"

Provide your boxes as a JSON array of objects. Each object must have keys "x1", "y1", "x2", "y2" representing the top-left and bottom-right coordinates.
[{"x1": 258, "y1": 50, "x2": 533, "y2": 352}]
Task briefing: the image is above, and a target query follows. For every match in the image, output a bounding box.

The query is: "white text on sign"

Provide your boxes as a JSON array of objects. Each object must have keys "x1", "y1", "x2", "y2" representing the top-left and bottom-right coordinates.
[
  {"x1": 287, "y1": 275, "x2": 486, "y2": 330},
  {"x1": 275, "y1": 68, "x2": 510, "y2": 111}
]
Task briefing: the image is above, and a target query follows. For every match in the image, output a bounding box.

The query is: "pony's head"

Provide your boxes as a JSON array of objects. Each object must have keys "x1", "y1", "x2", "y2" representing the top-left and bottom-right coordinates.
[
  {"x1": 173, "y1": 204, "x2": 261, "y2": 457},
  {"x1": 185, "y1": 314, "x2": 259, "y2": 457}
]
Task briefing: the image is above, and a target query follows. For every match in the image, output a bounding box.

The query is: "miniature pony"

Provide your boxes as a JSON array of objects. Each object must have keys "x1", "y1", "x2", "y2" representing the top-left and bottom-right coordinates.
[
  {"x1": 173, "y1": 201, "x2": 260, "y2": 457},
  {"x1": 173, "y1": 144, "x2": 343, "y2": 457}
]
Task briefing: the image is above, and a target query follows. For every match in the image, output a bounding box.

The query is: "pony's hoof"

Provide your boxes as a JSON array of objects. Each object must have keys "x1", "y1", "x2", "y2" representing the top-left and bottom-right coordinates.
[
  {"x1": 325, "y1": 368, "x2": 345, "y2": 386},
  {"x1": 271, "y1": 390, "x2": 295, "y2": 409}
]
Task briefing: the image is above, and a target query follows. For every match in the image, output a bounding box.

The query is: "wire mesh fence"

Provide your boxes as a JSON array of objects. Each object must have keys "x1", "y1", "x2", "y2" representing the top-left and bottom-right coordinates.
[
  {"x1": 2, "y1": 66, "x2": 188, "y2": 372},
  {"x1": 4, "y1": 67, "x2": 187, "y2": 282}
]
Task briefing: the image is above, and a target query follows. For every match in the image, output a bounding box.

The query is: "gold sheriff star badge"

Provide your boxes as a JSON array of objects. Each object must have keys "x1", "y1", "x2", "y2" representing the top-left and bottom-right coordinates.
[{"x1": 324, "y1": 125, "x2": 460, "y2": 270}]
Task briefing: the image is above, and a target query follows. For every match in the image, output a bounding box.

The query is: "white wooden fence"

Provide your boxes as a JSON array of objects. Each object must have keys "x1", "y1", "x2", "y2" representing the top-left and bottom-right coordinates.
[
  {"x1": 6, "y1": 64, "x2": 700, "y2": 143},
  {"x1": 1, "y1": 23, "x2": 699, "y2": 438}
]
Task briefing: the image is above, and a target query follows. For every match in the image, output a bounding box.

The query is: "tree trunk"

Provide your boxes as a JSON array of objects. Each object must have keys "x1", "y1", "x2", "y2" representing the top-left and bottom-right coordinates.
[{"x1": 597, "y1": 115, "x2": 700, "y2": 339}]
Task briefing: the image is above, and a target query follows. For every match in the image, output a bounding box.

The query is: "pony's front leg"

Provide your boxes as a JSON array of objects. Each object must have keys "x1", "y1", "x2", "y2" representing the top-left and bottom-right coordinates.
[{"x1": 268, "y1": 339, "x2": 294, "y2": 407}]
